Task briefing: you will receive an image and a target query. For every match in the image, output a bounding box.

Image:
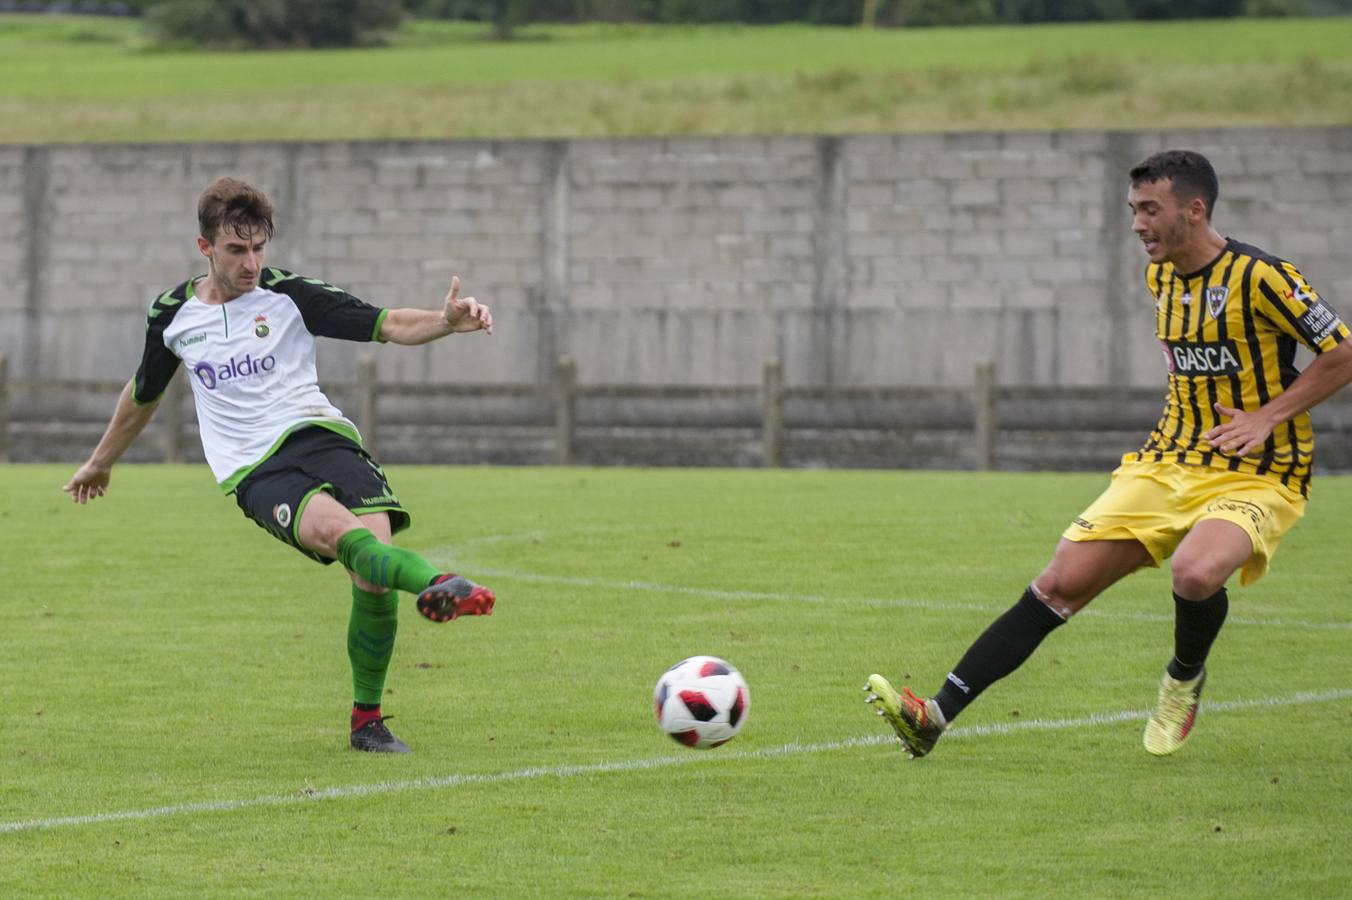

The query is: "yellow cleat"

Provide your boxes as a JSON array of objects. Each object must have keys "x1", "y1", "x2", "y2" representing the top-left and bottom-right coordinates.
[
  {"x1": 863, "y1": 673, "x2": 945, "y2": 758},
  {"x1": 1144, "y1": 669, "x2": 1206, "y2": 756}
]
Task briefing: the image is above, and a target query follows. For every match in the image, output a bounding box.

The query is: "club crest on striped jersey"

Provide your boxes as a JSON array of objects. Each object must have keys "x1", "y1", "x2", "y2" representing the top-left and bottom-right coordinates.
[{"x1": 1205, "y1": 286, "x2": 1229, "y2": 319}]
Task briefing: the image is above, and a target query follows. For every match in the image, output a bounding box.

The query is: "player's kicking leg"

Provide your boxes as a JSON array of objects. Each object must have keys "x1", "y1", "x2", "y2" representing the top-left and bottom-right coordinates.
[
  {"x1": 863, "y1": 674, "x2": 946, "y2": 758},
  {"x1": 416, "y1": 574, "x2": 496, "y2": 622},
  {"x1": 331, "y1": 523, "x2": 496, "y2": 622},
  {"x1": 864, "y1": 538, "x2": 1150, "y2": 757}
]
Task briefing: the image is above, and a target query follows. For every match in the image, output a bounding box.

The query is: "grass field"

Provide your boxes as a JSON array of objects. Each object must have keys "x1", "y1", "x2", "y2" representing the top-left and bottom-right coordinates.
[
  {"x1": 2, "y1": 464, "x2": 1350, "y2": 897},
  {"x1": 2, "y1": 15, "x2": 1351, "y2": 142}
]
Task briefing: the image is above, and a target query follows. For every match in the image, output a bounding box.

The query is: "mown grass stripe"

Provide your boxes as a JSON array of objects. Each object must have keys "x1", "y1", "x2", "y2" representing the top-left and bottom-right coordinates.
[
  {"x1": 4, "y1": 688, "x2": 1347, "y2": 836},
  {"x1": 460, "y1": 564, "x2": 1352, "y2": 632}
]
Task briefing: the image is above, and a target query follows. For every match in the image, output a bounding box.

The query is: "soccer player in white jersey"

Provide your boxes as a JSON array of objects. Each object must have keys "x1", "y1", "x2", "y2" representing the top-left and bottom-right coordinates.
[{"x1": 63, "y1": 177, "x2": 496, "y2": 753}]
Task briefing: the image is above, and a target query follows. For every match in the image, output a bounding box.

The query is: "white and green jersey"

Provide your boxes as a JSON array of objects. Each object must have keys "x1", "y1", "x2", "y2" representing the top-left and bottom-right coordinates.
[{"x1": 132, "y1": 268, "x2": 389, "y2": 492}]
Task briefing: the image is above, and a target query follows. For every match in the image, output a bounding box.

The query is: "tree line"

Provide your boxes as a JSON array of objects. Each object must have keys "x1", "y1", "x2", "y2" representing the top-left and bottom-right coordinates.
[
  {"x1": 37, "y1": 0, "x2": 1348, "y2": 47},
  {"x1": 415, "y1": 0, "x2": 1326, "y2": 29}
]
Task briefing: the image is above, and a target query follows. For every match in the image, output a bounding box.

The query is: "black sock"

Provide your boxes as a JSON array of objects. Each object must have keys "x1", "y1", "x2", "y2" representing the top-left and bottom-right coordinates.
[
  {"x1": 933, "y1": 587, "x2": 1066, "y2": 723},
  {"x1": 1166, "y1": 587, "x2": 1228, "y2": 681},
  {"x1": 354, "y1": 702, "x2": 381, "y2": 712}
]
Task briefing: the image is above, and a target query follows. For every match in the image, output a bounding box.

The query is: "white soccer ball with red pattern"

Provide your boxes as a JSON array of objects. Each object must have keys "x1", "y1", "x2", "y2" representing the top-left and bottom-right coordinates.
[{"x1": 653, "y1": 656, "x2": 750, "y2": 749}]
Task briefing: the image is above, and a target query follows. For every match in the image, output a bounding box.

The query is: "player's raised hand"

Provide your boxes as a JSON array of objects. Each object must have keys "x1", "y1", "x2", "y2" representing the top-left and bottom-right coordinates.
[
  {"x1": 1205, "y1": 402, "x2": 1274, "y2": 457},
  {"x1": 441, "y1": 276, "x2": 493, "y2": 335},
  {"x1": 62, "y1": 463, "x2": 111, "y2": 505}
]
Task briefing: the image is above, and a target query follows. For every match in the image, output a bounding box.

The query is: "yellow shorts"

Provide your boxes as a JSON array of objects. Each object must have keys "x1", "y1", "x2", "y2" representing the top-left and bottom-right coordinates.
[{"x1": 1062, "y1": 459, "x2": 1306, "y2": 586}]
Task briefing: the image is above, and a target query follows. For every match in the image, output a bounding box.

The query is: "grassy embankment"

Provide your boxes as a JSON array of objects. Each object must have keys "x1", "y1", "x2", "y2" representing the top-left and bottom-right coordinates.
[{"x1": 2, "y1": 14, "x2": 1350, "y2": 142}]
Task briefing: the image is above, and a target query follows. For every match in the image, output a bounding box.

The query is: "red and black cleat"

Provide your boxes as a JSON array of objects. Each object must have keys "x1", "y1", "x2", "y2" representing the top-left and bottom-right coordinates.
[
  {"x1": 416, "y1": 574, "x2": 496, "y2": 623},
  {"x1": 350, "y1": 716, "x2": 412, "y2": 753}
]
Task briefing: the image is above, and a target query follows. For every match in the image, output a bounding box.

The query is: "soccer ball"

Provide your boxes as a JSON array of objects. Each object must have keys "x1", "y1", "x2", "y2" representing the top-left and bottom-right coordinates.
[{"x1": 652, "y1": 655, "x2": 750, "y2": 749}]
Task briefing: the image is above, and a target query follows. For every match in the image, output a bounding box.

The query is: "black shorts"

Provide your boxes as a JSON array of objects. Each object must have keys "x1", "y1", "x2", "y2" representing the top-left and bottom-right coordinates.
[{"x1": 233, "y1": 426, "x2": 411, "y2": 564}]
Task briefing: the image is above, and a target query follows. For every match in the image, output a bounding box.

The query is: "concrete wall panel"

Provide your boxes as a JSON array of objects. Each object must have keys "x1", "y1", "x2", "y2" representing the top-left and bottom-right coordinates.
[{"x1": 2, "y1": 128, "x2": 1348, "y2": 398}]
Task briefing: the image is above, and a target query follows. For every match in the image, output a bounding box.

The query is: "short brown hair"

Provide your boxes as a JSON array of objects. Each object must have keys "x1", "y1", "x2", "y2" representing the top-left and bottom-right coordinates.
[
  {"x1": 1129, "y1": 150, "x2": 1219, "y2": 220},
  {"x1": 198, "y1": 177, "x2": 275, "y2": 243}
]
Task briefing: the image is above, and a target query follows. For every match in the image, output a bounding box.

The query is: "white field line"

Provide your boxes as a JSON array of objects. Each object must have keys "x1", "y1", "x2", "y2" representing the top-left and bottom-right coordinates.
[
  {"x1": 3, "y1": 688, "x2": 1349, "y2": 836},
  {"x1": 456, "y1": 563, "x2": 1352, "y2": 633}
]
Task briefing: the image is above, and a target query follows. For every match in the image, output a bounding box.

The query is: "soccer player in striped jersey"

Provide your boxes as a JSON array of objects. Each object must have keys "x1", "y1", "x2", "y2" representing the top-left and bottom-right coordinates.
[
  {"x1": 866, "y1": 149, "x2": 1352, "y2": 758},
  {"x1": 63, "y1": 178, "x2": 497, "y2": 754}
]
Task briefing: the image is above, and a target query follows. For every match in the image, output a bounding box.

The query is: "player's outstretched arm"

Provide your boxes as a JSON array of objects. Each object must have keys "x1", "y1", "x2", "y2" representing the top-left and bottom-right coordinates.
[
  {"x1": 379, "y1": 276, "x2": 493, "y2": 346},
  {"x1": 1206, "y1": 340, "x2": 1352, "y2": 457},
  {"x1": 62, "y1": 380, "x2": 160, "y2": 504}
]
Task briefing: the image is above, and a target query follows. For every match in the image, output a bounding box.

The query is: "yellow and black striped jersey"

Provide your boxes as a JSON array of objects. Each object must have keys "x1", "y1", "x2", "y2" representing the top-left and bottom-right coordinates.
[{"x1": 1123, "y1": 238, "x2": 1349, "y2": 498}]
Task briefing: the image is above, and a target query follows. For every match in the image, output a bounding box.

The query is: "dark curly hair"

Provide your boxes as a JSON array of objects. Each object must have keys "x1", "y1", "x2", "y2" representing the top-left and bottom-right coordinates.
[{"x1": 1129, "y1": 150, "x2": 1219, "y2": 221}]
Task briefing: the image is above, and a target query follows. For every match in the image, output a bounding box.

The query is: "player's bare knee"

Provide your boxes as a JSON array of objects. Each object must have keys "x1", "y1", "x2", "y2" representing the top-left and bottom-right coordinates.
[
  {"x1": 302, "y1": 524, "x2": 343, "y2": 560},
  {"x1": 1170, "y1": 561, "x2": 1225, "y2": 601},
  {"x1": 313, "y1": 516, "x2": 363, "y2": 557},
  {"x1": 1028, "y1": 577, "x2": 1079, "y2": 619}
]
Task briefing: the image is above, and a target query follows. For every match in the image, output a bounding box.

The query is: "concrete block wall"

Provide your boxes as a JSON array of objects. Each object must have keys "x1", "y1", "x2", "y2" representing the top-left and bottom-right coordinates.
[{"x1": 2, "y1": 128, "x2": 1349, "y2": 395}]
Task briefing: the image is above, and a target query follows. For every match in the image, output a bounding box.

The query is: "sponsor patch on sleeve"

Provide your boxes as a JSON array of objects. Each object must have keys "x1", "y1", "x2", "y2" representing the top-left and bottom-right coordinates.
[{"x1": 1296, "y1": 298, "x2": 1345, "y2": 344}]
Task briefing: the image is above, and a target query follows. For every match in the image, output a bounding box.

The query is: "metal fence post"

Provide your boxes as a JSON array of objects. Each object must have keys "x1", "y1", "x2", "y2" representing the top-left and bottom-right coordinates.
[
  {"x1": 357, "y1": 355, "x2": 378, "y2": 458},
  {"x1": 973, "y1": 360, "x2": 996, "y2": 471},
  {"x1": 762, "y1": 358, "x2": 784, "y2": 468},
  {"x1": 556, "y1": 355, "x2": 577, "y2": 466},
  {"x1": 160, "y1": 372, "x2": 185, "y2": 463},
  {"x1": 0, "y1": 354, "x2": 8, "y2": 463}
]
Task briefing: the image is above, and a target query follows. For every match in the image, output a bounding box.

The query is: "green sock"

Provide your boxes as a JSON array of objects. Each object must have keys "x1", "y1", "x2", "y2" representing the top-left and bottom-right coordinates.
[
  {"x1": 336, "y1": 527, "x2": 441, "y2": 594},
  {"x1": 348, "y1": 585, "x2": 399, "y2": 706}
]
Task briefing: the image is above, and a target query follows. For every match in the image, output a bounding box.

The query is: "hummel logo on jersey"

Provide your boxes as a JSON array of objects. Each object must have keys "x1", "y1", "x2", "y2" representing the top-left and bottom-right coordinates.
[
  {"x1": 192, "y1": 353, "x2": 277, "y2": 390},
  {"x1": 1161, "y1": 339, "x2": 1242, "y2": 376}
]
